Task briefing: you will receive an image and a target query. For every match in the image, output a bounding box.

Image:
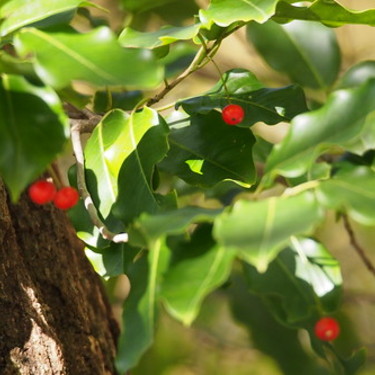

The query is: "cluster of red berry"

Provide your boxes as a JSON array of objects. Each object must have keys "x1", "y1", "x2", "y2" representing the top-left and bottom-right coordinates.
[{"x1": 28, "y1": 180, "x2": 79, "y2": 210}]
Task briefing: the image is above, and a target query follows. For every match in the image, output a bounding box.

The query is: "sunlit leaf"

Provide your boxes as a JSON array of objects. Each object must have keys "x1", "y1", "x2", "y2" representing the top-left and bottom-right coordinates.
[
  {"x1": 274, "y1": 0, "x2": 375, "y2": 27},
  {"x1": 214, "y1": 192, "x2": 323, "y2": 272},
  {"x1": 0, "y1": 0, "x2": 90, "y2": 36},
  {"x1": 119, "y1": 24, "x2": 201, "y2": 49},
  {"x1": 266, "y1": 79, "x2": 375, "y2": 178},
  {"x1": 112, "y1": 108, "x2": 172, "y2": 225},
  {"x1": 14, "y1": 27, "x2": 164, "y2": 89},
  {"x1": 199, "y1": 0, "x2": 279, "y2": 27}
]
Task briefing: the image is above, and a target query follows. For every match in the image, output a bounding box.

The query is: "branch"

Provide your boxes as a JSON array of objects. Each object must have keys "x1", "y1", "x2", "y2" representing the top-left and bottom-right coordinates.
[
  {"x1": 342, "y1": 214, "x2": 375, "y2": 278},
  {"x1": 70, "y1": 118, "x2": 129, "y2": 244},
  {"x1": 146, "y1": 45, "x2": 207, "y2": 107}
]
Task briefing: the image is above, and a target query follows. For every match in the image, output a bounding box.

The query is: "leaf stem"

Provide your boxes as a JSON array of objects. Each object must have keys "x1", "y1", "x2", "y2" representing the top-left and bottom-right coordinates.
[
  {"x1": 70, "y1": 116, "x2": 129, "y2": 244},
  {"x1": 342, "y1": 214, "x2": 375, "y2": 278}
]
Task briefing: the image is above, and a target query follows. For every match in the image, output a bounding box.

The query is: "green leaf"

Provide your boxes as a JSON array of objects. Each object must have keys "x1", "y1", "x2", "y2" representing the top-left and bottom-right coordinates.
[
  {"x1": 317, "y1": 166, "x2": 375, "y2": 226},
  {"x1": 112, "y1": 108, "x2": 172, "y2": 225},
  {"x1": 116, "y1": 239, "x2": 170, "y2": 373},
  {"x1": 93, "y1": 90, "x2": 143, "y2": 113},
  {"x1": 0, "y1": 74, "x2": 68, "y2": 200},
  {"x1": 0, "y1": 0, "x2": 89, "y2": 36},
  {"x1": 132, "y1": 206, "x2": 222, "y2": 243},
  {"x1": 119, "y1": 24, "x2": 201, "y2": 49},
  {"x1": 247, "y1": 20, "x2": 341, "y2": 89},
  {"x1": 14, "y1": 27, "x2": 164, "y2": 89},
  {"x1": 84, "y1": 109, "x2": 130, "y2": 218},
  {"x1": 274, "y1": 0, "x2": 375, "y2": 27},
  {"x1": 160, "y1": 111, "x2": 256, "y2": 187},
  {"x1": 337, "y1": 60, "x2": 375, "y2": 89},
  {"x1": 121, "y1": 0, "x2": 178, "y2": 13},
  {"x1": 199, "y1": 0, "x2": 279, "y2": 27},
  {"x1": 177, "y1": 69, "x2": 308, "y2": 126},
  {"x1": 214, "y1": 192, "x2": 323, "y2": 272},
  {"x1": 243, "y1": 237, "x2": 342, "y2": 326},
  {"x1": 161, "y1": 225, "x2": 236, "y2": 325},
  {"x1": 266, "y1": 79, "x2": 375, "y2": 179}
]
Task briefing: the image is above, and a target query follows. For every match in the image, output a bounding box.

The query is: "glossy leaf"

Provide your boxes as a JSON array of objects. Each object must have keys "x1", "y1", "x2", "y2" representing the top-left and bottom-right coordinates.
[
  {"x1": 274, "y1": 0, "x2": 375, "y2": 27},
  {"x1": 93, "y1": 90, "x2": 143, "y2": 113},
  {"x1": 317, "y1": 166, "x2": 375, "y2": 226},
  {"x1": 119, "y1": 24, "x2": 201, "y2": 49},
  {"x1": 247, "y1": 20, "x2": 341, "y2": 89},
  {"x1": 214, "y1": 192, "x2": 323, "y2": 272},
  {"x1": 199, "y1": 0, "x2": 279, "y2": 27},
  {"x1": 116, "y1": 239, "x2": 170, "y2": 373},
  {"x1": 0, "y1": 74, "x2": 68, "y2": 200},
  {"x1": 160, "y1": 111, "x2": 256, "y2": 187},
  {"x1": 266, "y1": 79, "x2": 375, "y2": 178},
  {"x1": 0, "y1": 0, "x2": 88, "y2": 36},
  {"x1": 132, "y1": 206, "x2": 222, "y2": 243},
  {"x1": 84, "y1": 109, "x2": 130, "y2": 218},
  {"x1": 14, "y1": 27, "x2": 164, "y2": 89},
  {"x1": 161, "y1": 225, "x2": 236, "y2": 325},
  {"x1": 242, "y1": 236, "x2": 342, "y2": 325},
  {"x1": 112, "y1": 109, "x2": 171, "y2": 225},
  {"x1": 121, "y1": 0, "x2": 178, "y2": 13},
  {"x1": 177, "y1": 69, "x2": 308, "y2": 126},
  {"x1": 337, "y1": 60, "x2": 375, "y2": 89}
]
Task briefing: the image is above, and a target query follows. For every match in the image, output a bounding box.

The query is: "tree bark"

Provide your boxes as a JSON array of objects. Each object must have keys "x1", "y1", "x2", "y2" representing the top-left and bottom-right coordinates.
[{"x1": 0, "y1": 180, "x2": 119, "y2": 375}]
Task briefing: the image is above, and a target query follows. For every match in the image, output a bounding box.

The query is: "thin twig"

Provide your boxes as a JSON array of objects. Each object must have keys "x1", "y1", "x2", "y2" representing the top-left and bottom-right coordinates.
[
  {"x1": 342, "y1": 213, "x2": 375, "y2": 278},
  {"x1": 70, "y1": 118, "x2": 128, "y2": 244}
]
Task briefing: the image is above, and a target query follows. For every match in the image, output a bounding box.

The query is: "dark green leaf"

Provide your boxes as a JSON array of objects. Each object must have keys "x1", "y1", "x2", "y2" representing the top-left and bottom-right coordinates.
[
  {"x1": 266, "y1": 79, "x2": 375, "y2": 178},
  {"x1": 112, "y1": 108, "x2": 172, "y2": 225},
  {"x1": 177, "y1": 69, "x2": 308, "y2": 126},
  {"x1": 0, "y1": 74, "x2": 68, "y2": 200},
  {"x1": 242, "y1": 237, "x2": 342, "y2": 325},
  {"x1": 199, "y1": 0, "x2": 279, "y2": 27},
  {"x1": 14, "y1": 27, "x2": 164, "y2": 89},
  {"x1": 247, "y1": 20, "x2": 341, "y2": 89},
  {"x1": 214, "y1": 192, "x2": 323, "y2": 272},
  {"x1": 160, "y1": 111, "x2": 256, "y2": 187},
  {"x1": 93, "y1": 90, "x2": 143, "y2": 113},
  {"x1": 228, "y1": 274, "x2": 331, "y2": 375},
  {"x1": 116, "y1": 239, "x2": 170, "y2": 373}
]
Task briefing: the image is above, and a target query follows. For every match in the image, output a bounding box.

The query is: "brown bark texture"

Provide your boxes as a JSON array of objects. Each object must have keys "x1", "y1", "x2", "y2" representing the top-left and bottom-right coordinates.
[{"x1": 0, "y1": 180, "x2": 119, "y2": 375}]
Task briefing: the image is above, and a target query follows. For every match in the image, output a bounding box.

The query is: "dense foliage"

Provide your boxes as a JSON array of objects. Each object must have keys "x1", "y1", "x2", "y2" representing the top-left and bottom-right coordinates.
[{"x1": 1, "y1": 0, "x2": 375, "y2": 373}]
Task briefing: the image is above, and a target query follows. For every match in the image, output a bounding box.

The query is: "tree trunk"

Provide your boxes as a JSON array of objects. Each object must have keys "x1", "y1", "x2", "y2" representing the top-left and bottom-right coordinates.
[{"x1": 0, "y1": 180, "x2": 119, "y2": 375}]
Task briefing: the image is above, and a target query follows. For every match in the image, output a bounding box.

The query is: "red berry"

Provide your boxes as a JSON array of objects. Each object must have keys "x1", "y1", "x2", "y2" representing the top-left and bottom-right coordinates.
[
  {"x1": 28, "y1": 180, "x2": 56, "y2": 205},
  {"x1": 222, "y1": 104, "x2": 245, "y2": 125},
  {"x1": 314, "y1": 317, "x2": 340, "y2": 341},
  {"x1": 53, "y1": 186, "x2": 79, "y2": 210}
]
